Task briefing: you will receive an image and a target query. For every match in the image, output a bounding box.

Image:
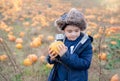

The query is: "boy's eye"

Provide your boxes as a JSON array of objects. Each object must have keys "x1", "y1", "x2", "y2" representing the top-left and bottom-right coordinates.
[
  {"x1": 75, "y1": 30, "x2": 79, "y2": 32},
  {"x1": 67, "y1": 30, "x2": 72, "y2": 33},
  {"x1": 67, "y1": 30, "x2": 79, "y2": 33}
]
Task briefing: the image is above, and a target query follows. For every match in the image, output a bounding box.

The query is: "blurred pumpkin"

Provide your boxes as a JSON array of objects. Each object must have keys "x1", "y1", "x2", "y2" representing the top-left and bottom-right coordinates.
[
  {"x1": 5, "y1": 27, "x2": 11, "y2": 32},
  {"x1": 19, "y1": 17, "x2": 24, "y2": 21},
  {"x1": 27, "y1": 54, "x2": 38, "y2": 63},
  {"x1": 19, "y1": 32, "x2": 25, "y2": 37},
  {"x1": 23, "y1": 22, "x2": 30, "y2": 27},
  {"x1": 93, "y1": 34, "x2": 100, "y2": 39},
  {"x1": 98, "y1": 53, "x2": 107, "y2": 61},
  {"x1": 110, "y1": 41, "x2": 117, "y2": 45},
  {"x1": 49, "y1": 41, "x2": 64, "y2": 55},
  {"x1": 8, "y1": 31, "x2": 13, "y2": 35},
  {"x1": 39, "y1": 55, "x2": 46, "y2": 63},
  {"x1": 8, "y1": 35, "x2": 16, "y2": 41},
  {"x1": 98, "y1": 28, "x2": 104, "y2": 34},
  {"x1": 105, "y1": 28, "x2": 112, "y2": 37},
  {"x1": 101, "y1": 44, "x2": 108, "y2": 49},
  {"x1": 111, "y1": 74, "x2": 119, "y2": 81},
  {"x1": 30, "y1": 37, "x2": 41, "y2": 48},
  {"x1": 0, "y1": 54, "x2": 8, "y2": 61},
  {"x1": 23, "y1": 58, "x2": 32, "y2": 66},
  {"x1": 38, "y1": 34, "x2": 44, "y2": 39},
  {"x1": 47, "y1": 35, "x2": 54, "y2": 41},
  {"x1": 15, "y1": 38, "x2": 23, "y2": 44},
  {"x1": 16, "y1": 43, "x2": 23, "y2": 49}
]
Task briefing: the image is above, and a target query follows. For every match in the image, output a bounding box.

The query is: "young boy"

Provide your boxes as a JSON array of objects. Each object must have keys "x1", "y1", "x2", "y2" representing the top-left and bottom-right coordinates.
[{"x1": 47, "y1": 8, "x2": 93, "y2": 81}]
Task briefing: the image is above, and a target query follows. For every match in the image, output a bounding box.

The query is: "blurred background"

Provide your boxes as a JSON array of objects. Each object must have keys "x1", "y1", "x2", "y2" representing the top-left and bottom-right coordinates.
[{"x1": 0, "y1": 0, "x2": 120, "y2": 81}]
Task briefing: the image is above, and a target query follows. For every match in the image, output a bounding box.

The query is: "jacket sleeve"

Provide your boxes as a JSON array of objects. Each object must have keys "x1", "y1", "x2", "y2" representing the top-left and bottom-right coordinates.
[
  {"x1": 60, "y1": 43, "x2": 93, "y2": 70},
  {"x1": 46, "y1": 55, "x2": 56, "y2": 64}
]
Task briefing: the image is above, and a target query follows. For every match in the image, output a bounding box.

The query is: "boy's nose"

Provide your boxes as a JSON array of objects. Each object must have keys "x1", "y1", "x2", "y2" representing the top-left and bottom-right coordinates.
[{"x1": 71, "y1": 32, "x2": 76, "y2": 36}]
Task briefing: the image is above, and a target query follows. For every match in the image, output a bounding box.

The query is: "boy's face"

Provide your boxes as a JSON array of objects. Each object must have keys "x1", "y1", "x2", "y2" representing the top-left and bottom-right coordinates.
[{"x1": 64, "y1": 25, "x2": 81, "y2": 41}]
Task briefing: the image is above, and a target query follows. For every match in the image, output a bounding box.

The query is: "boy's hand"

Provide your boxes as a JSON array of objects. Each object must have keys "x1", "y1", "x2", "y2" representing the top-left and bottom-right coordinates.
[
  {"x1": 48, "y1": 48, "x2": 58, "y2": 60},
  {"x1": 57, "y1": 43, "x2": 68, "y2": 57}
]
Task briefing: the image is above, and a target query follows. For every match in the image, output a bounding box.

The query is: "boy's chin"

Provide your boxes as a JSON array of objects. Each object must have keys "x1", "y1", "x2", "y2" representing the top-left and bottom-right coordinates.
[{"x1": 68, "y1": 38, "x2": 77, "y2": 41}]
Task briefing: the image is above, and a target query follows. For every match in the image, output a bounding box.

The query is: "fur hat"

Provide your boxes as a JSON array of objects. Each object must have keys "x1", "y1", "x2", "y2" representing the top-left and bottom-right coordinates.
[{"x1": 55, "y1": 8, "x2": 87, "y2": 31}]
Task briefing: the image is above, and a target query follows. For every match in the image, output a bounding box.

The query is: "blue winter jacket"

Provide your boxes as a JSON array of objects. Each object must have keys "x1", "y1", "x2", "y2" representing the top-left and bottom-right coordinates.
[{"x1": 47, "y1": 33, "x2": 93, "y2": 81}]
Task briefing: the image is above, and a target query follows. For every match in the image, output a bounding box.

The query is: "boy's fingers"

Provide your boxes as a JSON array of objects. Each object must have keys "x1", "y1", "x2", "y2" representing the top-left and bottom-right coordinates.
[
  {"x1": 57, "y1": 44, "x2": 66, "y2": 52},
  {"x1": 52, "y1": 54, "x2": 57, "y2": 58},
  {"x1": 51, "y1": 51, "x2": 56, "y2": 55},
  {"x1": 50, "y1": 51, "x2": 56, "y2": 56},
  {"x1": 57, "y1": 44, "x2": 63, "y2": 51},
  {"x1": 49, "y1": 49, "x2": 52, "y2": 54},
  {"x1": 49, "y1": 49, "x2": 55, "y2": 54},
  {"x1": 50, "y1": 53, "x2": 58, "y2": 60},
  {"x1": 48, "y1": 47, "x2": 52, "y2": 50}
]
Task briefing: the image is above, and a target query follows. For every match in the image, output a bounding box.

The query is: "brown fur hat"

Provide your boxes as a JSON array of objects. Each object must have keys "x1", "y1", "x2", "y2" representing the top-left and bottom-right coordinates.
[{"x1": 55, "y1": 8, "x2": 87, "y2": 31}]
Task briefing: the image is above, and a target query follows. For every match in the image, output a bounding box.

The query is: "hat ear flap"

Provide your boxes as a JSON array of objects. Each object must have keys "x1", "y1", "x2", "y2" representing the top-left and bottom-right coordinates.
[
  {"x1": 54, "y1": 13, "x2": 68, "y2": 31},
  {"x1": 54, "y1": 18, "x2": 66, "y2": 31}
]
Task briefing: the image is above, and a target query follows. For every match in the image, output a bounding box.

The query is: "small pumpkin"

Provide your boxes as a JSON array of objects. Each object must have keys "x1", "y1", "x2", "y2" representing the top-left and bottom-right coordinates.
[
  {"x1": 0, "y1": 54, "x2": 8, "y2": 61},
  {"x1": 8, "y1": 35, "x2": 16, "y2": 42},
  {"x1": 23, "y1": 58, "x2": 32, "y2": 66},
  {"x1": 19, "y1": 32, "x2": 25, "y2": 37},
  {"x1": 49, "y1": 41, "x2": 64, "y2": 55},
  {"x1": 30, "y1": 37, "x2": 41, "y2": 48},
  {"x1": 110, "y1": 41, "x2": 117, "y2": 45},
  {"x1": 39, "y1": 55, "x2": 46, "y2": 63},
  {"x1": 111, "y1": 74, "x2": 119, "y2": 81},
  {"x1": 27, "y1": 54, "x2": 38, "y2": 63},
  {"x1": 15, "y1": 38, "x2": 23, "y2": 44},
  {"x1": 98, "y1": 53, "x2": 107, "y2": 61},
  {"x1": 16, "y1": 43, "x2": 23, "y2": 49},
  {"x1": 47, "y1": 35, "x2": 54, "y2": 41}
]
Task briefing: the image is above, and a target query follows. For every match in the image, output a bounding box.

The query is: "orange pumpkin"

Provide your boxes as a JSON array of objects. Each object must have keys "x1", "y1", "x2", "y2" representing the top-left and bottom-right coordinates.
[
  {"x1": 23, "y1": 22, "x2": 30, "y2": 27},
  {"x1": 39, "y1": 55, "x2": 46, "y2": 63},
  {"x1": 38, "y1": 34, "x2": 44, "y2": 39},
  {"x1": 23, "y1": 58, "x2": 32, "y2": 66},
  {"x1": 105, "y1": 31, "x2": 111, "y2": 37},
  {"x1": 8, "y1": 35, "x2": 16, "y2": 42},
  {"x1": 0, "y1": 54, "x2": 8, "y2": 61},
  {"x1": 30, "y1": 38, "x2": 41, "y2": 48},
  {"x1": 49, "y1": 41, "x2": 64, "y2": 55},
  {"x1": 5, "y1": 28, "x2": 11, "y2": 32},
  {"x1": 8, "y1": 31, "x2": 13, "y2": 35},
  {"x1": 47, "y1": 35, "x2": 54, "y2": 41},
  {"x1": 110, "y1": 41, "x2": 117, "y2": 45},
  {"x1": 111, "y1": 74, "x2": 119, "y2": 81},
  {"x1": 27, "y1": 54, "x2": 38, "y2": 63},
  {"x1": 93, "y1": 34, "x2": 100, "y2": 39},
  {"x1": 98, "y1": 53, "x2": 107, "y2": 61},
  {"x1": 15, "y1": 38, "x2": 23, "y2": 44},
  {"x1": 101, "y1": 44, "x2": 108, "y2": 49},
  {"x1": 19, "y1": 32, "x2": 25, "y2": 37},
  {"x1": 16, "y1": 43, "x2": 23, "y2": 49}
]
